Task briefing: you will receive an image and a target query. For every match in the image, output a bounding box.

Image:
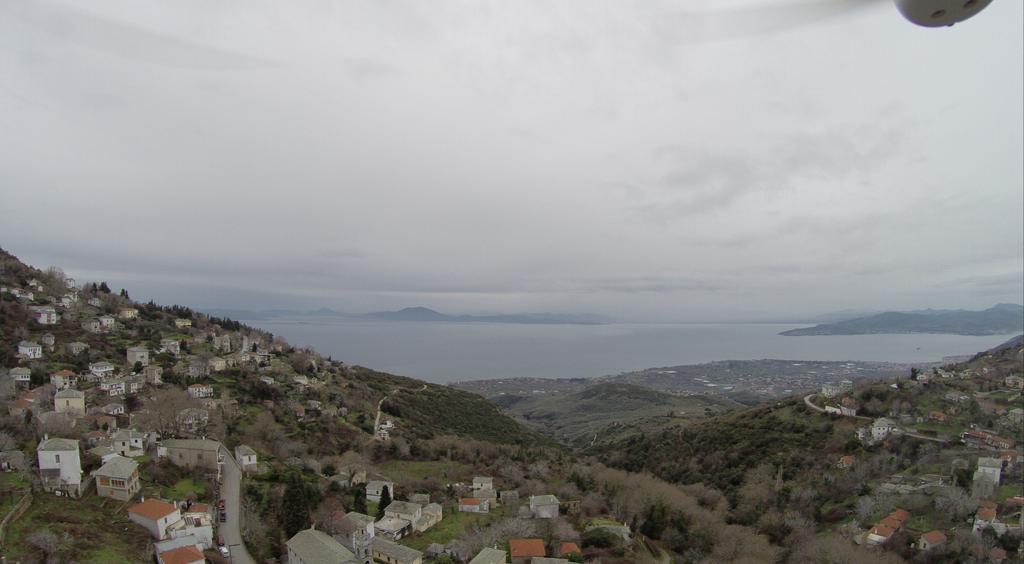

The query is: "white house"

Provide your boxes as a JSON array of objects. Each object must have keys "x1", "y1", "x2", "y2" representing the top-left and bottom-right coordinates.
[
  {"x1": 50, "y1": 370, "x2": 78, "y2": 390},
  {"x1": 871, "y1": 418, "x2": 897, "y2": 441},
  {"x1": 89, "y1": 362, "x2": 116, "y2": 379},
  {"x1": 160, "y1": 339, "x2": 181, "y2": 355},
  {"x1": 118, "y1": 308, "x2": 139, "y2": 320},
  {"x1": 459, "y1": 498, "x2": 489, "y2": 513},
  {"x1": 100, "y1": 380, "x2": 127, "y2": 396},
  {"x1": 366, "y1": 480, "x2": 395, "y2": 503},
  {"x1": 98, "y1": 315, "x2": 117, "y2": 331},
  {"x1": 31, "y1": 306, "x2": 59, "y2": 325},
  {"x1": 10, "y1": 367, "x2": 32, "y2": 387},
  {"x1": 37, "y1": 437, "x2": 83, "y2": 498},
  {"x1": 18, "y1": 341, "x2": 42, "y2": 359},
  {"x1": 112, "y1": 429, "x2": 149, "y2": 457},
  {"x1": 128, "y1": 498, "x2": 182, "y2": 540},
  {"x1": 974, "y1": 457, "x2": 1003, "y2": 485},
  {"x1": 235, "y1": 445, "x2": 258, "y2": 473},
  {"x1": 187, "y1": 384, "x2": 214, "y2": 399},
  {"x1": 82, "y1": 319, "x2": 102, "y2": 333}
]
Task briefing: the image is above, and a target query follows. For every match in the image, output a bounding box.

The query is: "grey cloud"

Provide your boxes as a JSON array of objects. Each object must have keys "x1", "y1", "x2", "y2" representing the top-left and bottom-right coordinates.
[{"x1": 1, "y1": 0, "x2": 1021, "y2": 321}]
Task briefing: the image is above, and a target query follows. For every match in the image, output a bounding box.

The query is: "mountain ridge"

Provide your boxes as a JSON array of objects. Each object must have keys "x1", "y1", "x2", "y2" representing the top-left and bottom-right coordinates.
[{"x1": 780, "y1": 303, "x2": 1023, "y2": 336}]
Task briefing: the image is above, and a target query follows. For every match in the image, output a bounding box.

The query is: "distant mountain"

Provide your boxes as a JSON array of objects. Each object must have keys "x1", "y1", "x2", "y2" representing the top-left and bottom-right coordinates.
[
  {"x1": 780, "y1": 304, "x2": 1024, "y2": 336},
  {"x1": 362, "y1": 306, "x2": 605, "y2": 325},
  {"x1": 203, "y1": 307, "x2": 348, "y2": 320}
]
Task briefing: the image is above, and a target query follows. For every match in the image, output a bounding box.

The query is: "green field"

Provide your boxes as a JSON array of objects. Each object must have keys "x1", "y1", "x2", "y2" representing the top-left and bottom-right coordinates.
[
  {"x1": 3, "y1": 494, "x2": 151, "y2": 562},
  {"x1": 400, "y1": 509, "x2": 495, "y2": 550},
  {"x1": 165, "y1": 478, "x2": 206, "y2": 499}
]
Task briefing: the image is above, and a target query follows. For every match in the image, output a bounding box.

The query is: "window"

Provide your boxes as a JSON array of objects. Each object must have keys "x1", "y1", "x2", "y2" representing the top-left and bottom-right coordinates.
[{"x1": 55, "y1": 454, "x2": 60, "y2": 463}]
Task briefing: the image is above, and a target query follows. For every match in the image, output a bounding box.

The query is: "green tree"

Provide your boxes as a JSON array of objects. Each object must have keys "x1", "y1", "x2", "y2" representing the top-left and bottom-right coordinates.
[
  {"x1": 352, "y1": 488, "x2": 368, "y2": 514},
  {"x1": 98, "y1": 282, "x2": 111, "y2": 293},
  {"x1": 280, "y1": 474, "x2": 311, "y2": 537},
  {"x1": 376, "y1": 486, "x2": 391, "y2": 519},
  {"x1": 132, "y1": 361, "x2": 143, "y2": 374}
]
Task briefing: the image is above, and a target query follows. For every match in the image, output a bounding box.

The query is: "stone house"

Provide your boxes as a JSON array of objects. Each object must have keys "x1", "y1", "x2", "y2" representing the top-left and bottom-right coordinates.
[
  {"x1": 287, "y1": 528, "x2": 359, "y2": 563},
  {"x1": 118, "y1": 308, "x2": 138, "y2": 320},
  {"x1": 159, "y1": 439, "x2": 223, "y2": 476},
  {"x1": 112, "y1": 429, "x2": 149, "y2": 456},
  {"x1": 529, "y1": 494, "x2": 560, "y2": 518},
  {"x1": 66, "y1": 341, "x2": 89, "y2": 355},
  {"x1": 459, "y1": 498, "x2": 489, "y2": 513},
  {"x1": 143, "y1": 364, "x2": 164, "y2": 385},
  {"x1": 160, "y1": 339, "x2": 181, "y2": 355},
  {"x1": 469, "y1": 548, "x2": 508, "y2": 564},
  {"x1": 509, "y1": 539, "x2": 546, "y2": 564},
  {"x1": 176, "y1": 408, "x2": 210, "y2": 434},
  {"x1": 373, "y1": 537, "x2": 423, "y2": 564},
  {"x1": 54, "y1": 388, "x2": 85, "y2": 416},
  {"x1": 174, "y1": 318, "x2": 192, "y2": 328},
  {"x1": 127, "y1": 346, "x2": 150, "y2": 367},
  {"x1": 50, "y1": 369, "x2": 78, "y2": 389},
  {"x1": 98, "y1": 315, "x2": 117, "y2": 331},
  {"x1": 93, "y1": 455, "x2": 141, "y2": 500},
  {"x1": 918, "y1": 530, "x2": 947, "y2": 551}
]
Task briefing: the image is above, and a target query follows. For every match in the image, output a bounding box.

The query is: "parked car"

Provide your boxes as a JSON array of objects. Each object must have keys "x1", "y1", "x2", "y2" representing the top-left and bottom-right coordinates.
[
  {"x1": 219, "y1": 509, "x2": 227, "y2": 523},
  {"x1": 219, "y1": 546, "x2": 230, "y2": 558},
  {"x1": 218, "y1": 499, "x2": 226, "y2": 510},
  {"x1": 217, "y1": 534, "x2": 225, "y2": 546}
]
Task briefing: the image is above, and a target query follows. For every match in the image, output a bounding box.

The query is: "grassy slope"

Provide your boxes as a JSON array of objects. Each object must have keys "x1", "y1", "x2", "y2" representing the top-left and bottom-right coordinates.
[
  {"x1": 501, "y1": 382, "x2": 740, "y2": 446},
  {"x1": 591, "y1": 398, "x2": 841, "y2": 499},
  {"x1": 353, "y1": 366, "x2": 556, "y2": 446}
]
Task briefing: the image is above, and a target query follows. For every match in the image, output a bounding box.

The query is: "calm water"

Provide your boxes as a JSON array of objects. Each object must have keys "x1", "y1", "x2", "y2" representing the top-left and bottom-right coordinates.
[{"x1": 242, "y1": 317, "x2": 1017, "y2": 384}]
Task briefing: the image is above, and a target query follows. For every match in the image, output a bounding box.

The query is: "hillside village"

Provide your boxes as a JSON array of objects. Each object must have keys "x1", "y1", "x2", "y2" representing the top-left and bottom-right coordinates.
[{"x1": 0, "y1": 247, "x2": 1022, "y2": 564}]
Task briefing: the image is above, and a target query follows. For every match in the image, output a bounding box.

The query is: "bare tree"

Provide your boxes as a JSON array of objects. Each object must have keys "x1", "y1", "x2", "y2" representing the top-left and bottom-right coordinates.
[
  {"x1": 27, "y1": 529, "x2": 59, "y2": 561},
  {"x1": 132, "y1": 388, "x2": 197, "y2": 437},
  {"x1": 0, "y1": 431, "x2": 17, "y2": 451}
]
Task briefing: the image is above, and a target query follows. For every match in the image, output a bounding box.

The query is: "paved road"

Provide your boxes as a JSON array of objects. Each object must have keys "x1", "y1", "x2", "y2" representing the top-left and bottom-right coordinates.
[
  {"x1": 804, "y1": 395, "x2": 948, "y2": 443},
  {"x1": 220, "y1": 449, "x2": 256, "y2": 564}
]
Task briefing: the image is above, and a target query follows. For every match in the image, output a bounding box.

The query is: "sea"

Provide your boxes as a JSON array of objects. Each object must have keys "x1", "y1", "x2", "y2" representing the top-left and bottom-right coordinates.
[{"x1": 239, "y1": 316, "x2": 1019, "y2": 384}]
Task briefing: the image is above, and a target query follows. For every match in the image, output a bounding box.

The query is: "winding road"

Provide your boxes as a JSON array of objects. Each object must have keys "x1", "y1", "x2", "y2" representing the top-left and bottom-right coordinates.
[
  {"x1": 803, "y1": 394, "x2": 948, "y2": 443},
  {"x1": 220, "y1": 448, "x2": 255, "y2": 564}
]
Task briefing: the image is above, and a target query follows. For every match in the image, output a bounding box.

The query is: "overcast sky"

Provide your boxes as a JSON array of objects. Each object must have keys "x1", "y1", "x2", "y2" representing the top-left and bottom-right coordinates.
[{"x1": 2, "y1": 0, "x2": 1021, "y2": 322}]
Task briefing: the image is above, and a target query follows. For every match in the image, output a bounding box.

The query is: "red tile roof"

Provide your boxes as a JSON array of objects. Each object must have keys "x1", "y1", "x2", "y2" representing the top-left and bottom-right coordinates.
[
  {"x1": 559, "y1": 542, "x2": 581, "y2": 556},
  {"x1": 889, "y1": 508, "x2": 910, "y2": 523},
  {"x1": 128, "y1": 498, "x2": 178, "y2": 521},
  {"x1": 509, "y1": 539, "x2": 546, "y2": 558},
  {"x1": 977, "y1": 506, "x2": 997, "y2": 521},
  {"x1": 879, "y1": 516, "x2": 903, "y2": 531},
  {"x1": 920, "y1": 530, "x2": 946, "y2": 545},
  {"x1": 159, "y1": 545, "x2": 204, "y2": 564},
  {"x1": 459, "y1": 498, "x2": 481, "y2": 505},
  {"x1": 869, "y1": 524, "x2": 894, "y2": 539}
]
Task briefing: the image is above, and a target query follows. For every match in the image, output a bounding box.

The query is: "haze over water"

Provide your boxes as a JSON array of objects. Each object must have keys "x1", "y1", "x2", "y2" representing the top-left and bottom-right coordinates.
[{"x1": 243, "y1": 316, "x2": 1016, "y2": 384}]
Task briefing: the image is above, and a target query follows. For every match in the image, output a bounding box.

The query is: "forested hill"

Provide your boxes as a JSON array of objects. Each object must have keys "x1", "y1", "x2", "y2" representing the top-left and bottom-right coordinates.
[
  {"x1": 0, "y1": 247, "x2": 547, "y2": 447},
  {"x1": 780, "y1": 303, "x2": 1023, "y2": 336}
]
